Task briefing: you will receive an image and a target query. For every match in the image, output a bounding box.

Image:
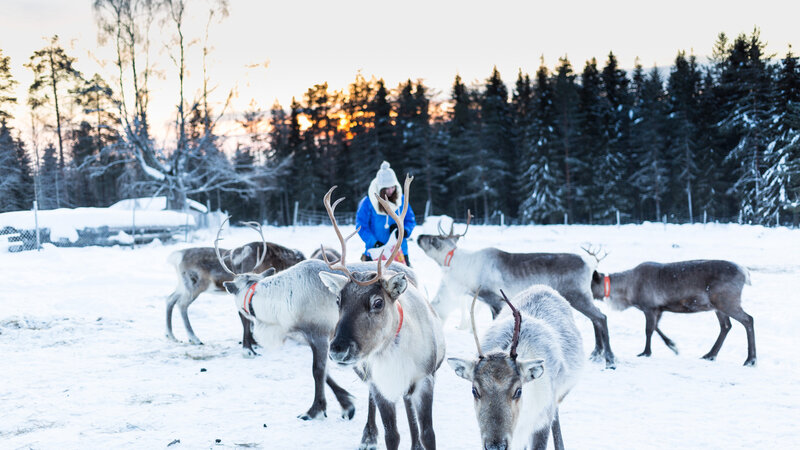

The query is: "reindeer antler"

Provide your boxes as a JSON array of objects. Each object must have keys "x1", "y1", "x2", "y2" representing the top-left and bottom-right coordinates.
[
  {"x1": 499, "y1": 289, "x2": 521, "y2": 360},
  {"x1": 581, "y1": 244, "x2": 609, "y2": 264},
  {"x1": 214, "y1": 216, "x2": 237, "y2": 276},
  {"x1": 470, "y1": 286, "x2": 484, "y2": 359},
  {"x1": 438, "y1": 210, "x2": 472, "y2": 239},
  {"x1": 322, "y1": 186, "x2": 382, "y2": 286},
  {"x1": 240, "y1": 221, "x2": 269, "y2": 272},
  {"x1": 374, "y1": 174, "x2": 413, "y2": 268}
]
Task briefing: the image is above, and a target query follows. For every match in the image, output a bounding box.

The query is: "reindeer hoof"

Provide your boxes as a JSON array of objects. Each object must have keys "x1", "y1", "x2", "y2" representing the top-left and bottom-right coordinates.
[
  {"x1": 166, "y1": 333, "x2": 179, "y2": 343},
  {"x1": 637, "y1": 351, "x2": 651, "y2": 358},
  {"x1": 743, "y1": 358, "x2": 756, "y2": 367},
  {"x1": 342, "y1": 405, "x2": 355, "y2": 420},
  {"x1": 242, "y1": 348, "x2": 258, "y2": 358},
  {"x1": 188, "y1": 337, "x2": 203, "y2": 345},
  {"x1": 589, "y1": 349, "x2": 603, "y2": 362},
  {"x1": 701, "y1": 354, "x2": 716, "y2": 361},
  {"x1": 298, "y1": 410, "x2": 326, "y2": 421},
  {"x1": 358, "y1": 442, "x2": 378, "y2": 450},
  {"x1": 667, "y1": 345, "x2": 679, "y2": 355}
]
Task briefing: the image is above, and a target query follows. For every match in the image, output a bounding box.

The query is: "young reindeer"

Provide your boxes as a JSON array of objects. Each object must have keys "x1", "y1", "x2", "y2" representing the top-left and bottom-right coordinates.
[
  {"x1": 318, "y1": 176, "x2": 446, "y2": 450},
  {"x1": 591, "y1": 259, "x2": 756, "y2": 366},
  {"x1": 165, "y1": 219, "x2": 305, "y2": 353},
  {"x1": 448, "y1": 286, "x2": 584, "y2": 450},
  {"x1": 417, "y1": 220, "x2": 616, "y2": 369}
]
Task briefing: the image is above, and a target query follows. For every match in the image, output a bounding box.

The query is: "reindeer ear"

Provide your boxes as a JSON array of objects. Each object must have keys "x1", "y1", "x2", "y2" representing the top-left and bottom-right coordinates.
[
  {"x1": 447, "y1": 357, "x2": 475, "y2": 381},
  {"x1": 223, "y1": 281, "x2": 238, "y2": 295},
  {"x1": 518, "y1": 358, "x2": 545, "y2": 383},
  {"x1": 319, "y1": 272, "x2": 350, "y2": 295},
  {"x1": 258, "y1": 267, "x2": 276, "y2": 278},
  {"x1": 382, "y1": 272, "x2": 407, "y2": 300}
]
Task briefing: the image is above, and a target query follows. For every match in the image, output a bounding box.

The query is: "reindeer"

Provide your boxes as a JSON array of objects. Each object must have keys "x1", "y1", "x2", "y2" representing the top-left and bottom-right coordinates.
[
  {"x1": 318, "y1": 176, "x2": 446, "y2": 450},
  {"x1": 416, "y1": 220, "x2": 616, "y2": 369},
  {"x1": 591, "y1": 259, "x2": 756, "y2": 366},
  {"x1": 310, "y1": 247, "x2": 341, "y2": 262},
  {"x1": 220, "y1": 243, "x2": 418, "y2": 421},
  {"x1": 448, "y1": 286, "x2": 584, "y2": 450},
  {"x1": 165, "y1": 220, "x2": 305, "y2": 354}
]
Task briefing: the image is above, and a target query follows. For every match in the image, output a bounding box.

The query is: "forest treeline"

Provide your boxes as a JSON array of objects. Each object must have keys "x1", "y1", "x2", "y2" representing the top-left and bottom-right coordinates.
[{"x1": 0, "y1": 3, "x2": 798, "y2": 226}]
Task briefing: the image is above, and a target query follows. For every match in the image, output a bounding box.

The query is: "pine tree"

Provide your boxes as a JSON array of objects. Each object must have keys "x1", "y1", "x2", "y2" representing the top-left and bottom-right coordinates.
[
  {"x1": 719, "y1": 29, "x2": 774, "y2": 223},
  {"x1": 519, "y1": 61, "x2": 563, "y2": 223},
  {"x1": 665, "y1": 51, "x2": 702, "y2": 222},
  {"x1": 631, "y1": 65, "x2": 669, "y2": 220},
  {"x1": 0, "y1": 48, "x2": 17, "y2": 122},
  {"x1": 762, "y1": 48, "x2": 800, "y2": 223},
  {"x1": 552, "y1": 57, "x2": 580, "y2": 220},
  {"x1": 479, "y1": 67, "x2": 514, "y2": 218},
  {"x1": 38, "y1": 143, "x2": 60, "y2": 209},
  {"x1": 0, "y1": 122, "x2": 33, "y2": 212},
  {"x1": 575, "y1": 58, "x2": 606, "y2": 222}
]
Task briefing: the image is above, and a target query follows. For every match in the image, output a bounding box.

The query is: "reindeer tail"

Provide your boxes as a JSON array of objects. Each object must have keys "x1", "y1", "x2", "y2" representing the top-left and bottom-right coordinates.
[{"x1": 738, "y1": 264, "x2": 752, "y2": 286}]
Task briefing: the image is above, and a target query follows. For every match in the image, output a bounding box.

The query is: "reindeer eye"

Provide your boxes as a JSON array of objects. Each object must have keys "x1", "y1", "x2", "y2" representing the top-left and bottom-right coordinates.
[
  {"x1": 471, "y1": 386, "x2": 480, "y2": 399},
  {"x1": 512, "y1": 388, "x2": 522, "y2": 400},
  {"x1": 372, "y1": 298, "x2": 384, "y2": 311}
]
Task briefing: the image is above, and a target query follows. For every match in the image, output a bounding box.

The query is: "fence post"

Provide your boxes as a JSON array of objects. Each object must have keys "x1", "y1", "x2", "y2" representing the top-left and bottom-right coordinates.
[
  {"x1": 293, "y1": 201, "x2": 299, "y2": 231},
  {"x1": 500, "y1": 213, "x2": 505, "y2": 227},
  {"x1": 424, "y1": 199, "x2": 431, "y2": 219},
  {"x1": 703, "y1": 209, "x2": 707, "y2": 225},
  {"x1": 564, "y1": 212, "x2": 568, "y2": 225},
  {"x1": 616, "y1": 209, "x2": 620, "y2": 227},
  {"x1": 33, "y1": 200, "x2": 41, "y2": 251},
  {"x1": 776, "y1": 211, "x2": 780, "y2": 227},
  {"x1": 130, "y1": 200, "x2": 137, "y2": 249}
]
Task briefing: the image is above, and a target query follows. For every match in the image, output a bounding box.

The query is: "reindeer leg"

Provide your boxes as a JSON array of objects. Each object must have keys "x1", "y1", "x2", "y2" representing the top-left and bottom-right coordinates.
[
  {"x1": 165, "y1": 291, "x2": 181, "y2": 342},
  {"x1": 720, "y1": 306, "x2": 756, "y2": 367},
  {"x1": 654, "y1": 311, "x2": 678, "y2": 355},
  {"x1": 403, "y1": 384, "x2": 422, "y2": 450},
  {"x1": 638, "y1": 308, "x2": 657, "y2": 357},
  {"x1": 359, "y1": 389, "x2": 379, "y2": 450},
  {"x1": 478, "y1": 289, "x2": 505, "y2": 319},
  {"x1": 566, "y1": 291, "x2": 615, "y2": 369},
  {"x1": 178, "y1": 292, "x2": 203, "y2": 345},
  {"x1": 373, "y1": 389, "x2": 401, "y2": 450},
  {"x1": 298, "y1": 334, "x2": 328, "y2": 420},
  {"x1": 531, "y1": 425, "x2": 550, "y2": 450},
  {"x1": 551, "y1": 408, "x2": 565, "y2": 450},
  {"x1": 702, "y1": 311, "x2": 731, "y2": 361},
  {"x1": 326, "y1": 376, "x2": 355, "y2": 419},
  {"x1": 239, "y1": 312, "x2": 258, "y2": 357},
  {"x1": 416, "y1": 376, "x2": 436, "y2": 450}
]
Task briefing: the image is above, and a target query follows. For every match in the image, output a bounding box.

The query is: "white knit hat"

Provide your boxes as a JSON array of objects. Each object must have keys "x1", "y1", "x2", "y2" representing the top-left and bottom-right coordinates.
[{"x1": 375, "y1": 161, "x2": 399, "y2": 189}]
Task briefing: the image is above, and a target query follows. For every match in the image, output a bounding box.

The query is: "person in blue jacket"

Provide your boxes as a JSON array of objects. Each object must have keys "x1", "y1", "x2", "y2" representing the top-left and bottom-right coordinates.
[{"x1": 356, "y1": 161, "x2": 416, "y2": 265}]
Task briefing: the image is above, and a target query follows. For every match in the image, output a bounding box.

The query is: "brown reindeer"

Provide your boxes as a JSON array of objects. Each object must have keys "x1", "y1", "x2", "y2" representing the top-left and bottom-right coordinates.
[
  {"x1": 591, "y1": 259, "x2": 756, "y2": 366},
  {"x1": 165, "y1": 220, "x2": 305, "y2": 355}
]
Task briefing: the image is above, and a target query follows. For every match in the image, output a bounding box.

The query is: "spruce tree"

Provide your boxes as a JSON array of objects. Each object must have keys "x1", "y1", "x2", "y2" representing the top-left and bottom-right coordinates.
[
  {"x1": 519, "y1": 61, "x2": 563, "y2": 223},
  {"x1": 479, "y1": 67, "x2": 514, "y2": 219},
  {"x1": 631, "y1": 66, "x2": 669, "y2": 220},
  {"x1": 552, "y1": 57, "x2": 580, "y2": 220},
  {"x1": 575, "y1": 58, "x2": 606, "y2": 222}
]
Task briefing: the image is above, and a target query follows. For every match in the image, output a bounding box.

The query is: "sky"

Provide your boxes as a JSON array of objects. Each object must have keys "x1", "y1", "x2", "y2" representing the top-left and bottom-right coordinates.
[{"x1": 2, "y1": 0, "x2": 798, "y2": 143}]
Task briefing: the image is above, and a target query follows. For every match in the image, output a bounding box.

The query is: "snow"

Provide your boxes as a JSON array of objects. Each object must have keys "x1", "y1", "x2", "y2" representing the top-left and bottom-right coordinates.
[
  {"x1": 110, "y1": 197, "x2": 209, "y2": 214},
  {"x1": 1, "y1": 221, "x2": 799, "y2": 449},
  {"x1": 0, "y1": 207, "x2": 196, "y2": 242}
]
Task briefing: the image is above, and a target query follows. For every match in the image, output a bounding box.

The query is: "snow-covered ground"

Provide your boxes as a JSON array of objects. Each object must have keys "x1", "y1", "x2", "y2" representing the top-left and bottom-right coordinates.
[{"x1": 1, "y1": 222, "x2": 798, "y2": 449}]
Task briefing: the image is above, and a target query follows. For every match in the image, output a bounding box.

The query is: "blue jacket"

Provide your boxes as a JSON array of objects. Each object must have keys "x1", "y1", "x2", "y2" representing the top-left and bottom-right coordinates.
[{"x1": 356, "y1": 194, "x2": 416, "y2": 256}]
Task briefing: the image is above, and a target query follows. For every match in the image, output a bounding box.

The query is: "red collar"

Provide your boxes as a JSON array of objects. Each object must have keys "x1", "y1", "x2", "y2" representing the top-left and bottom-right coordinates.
[
  {"x1": 243, "y1": 282, "x2": 258, "y2": 314},
  {"x1": 395, "y1": 300, "x2": 404, "y2": 339},
  {"x1": 603, "y1": 275, "x2": 611, "y2": 298},
  {"x1": 443, "y1": 249, "x2": 455, "y2": 267}
]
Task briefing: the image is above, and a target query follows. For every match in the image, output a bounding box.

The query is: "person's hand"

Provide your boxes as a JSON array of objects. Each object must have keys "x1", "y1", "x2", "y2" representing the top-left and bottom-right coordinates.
[{"x1": 388, "y1": 224, "x2": 409, "y2": 239}]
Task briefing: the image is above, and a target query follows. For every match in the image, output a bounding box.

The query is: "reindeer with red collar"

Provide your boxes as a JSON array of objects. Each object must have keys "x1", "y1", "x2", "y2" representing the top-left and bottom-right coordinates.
[
  {"x1": 416, "y1": 222, "x2": 616, "y2": 369},
  {"x1": 318, "y1": 175, "x2": 446, "y2": 450}
]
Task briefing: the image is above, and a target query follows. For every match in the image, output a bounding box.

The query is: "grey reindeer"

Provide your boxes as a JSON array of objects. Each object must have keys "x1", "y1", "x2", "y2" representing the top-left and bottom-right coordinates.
[
  {"x1": 319, "y1": 176, "x2": 446, "y2": 450},
  {"x1": 220, "y1": 240, "x2": 417, "y2": 420},
  {"x1": 416, "y1": 221, "x2": 616, "y2": 369},
  {"x1": 448, "y1": 286, "x2": 584, "y2": 450},
  {"x1": 591, "y1": 259, "x2": 756, "y2": 366},
  {"x1": 165, "y1": 219, "x2": 304, "y2": 353}
]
